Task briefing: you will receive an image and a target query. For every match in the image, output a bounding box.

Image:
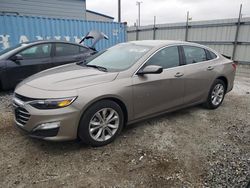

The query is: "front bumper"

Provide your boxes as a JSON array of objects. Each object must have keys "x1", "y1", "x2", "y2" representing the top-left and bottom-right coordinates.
[
  {"x1": 15, "y1": 121, "x2": 60, "y2": 139},
  {"x1": 13, "y1": 96, "x2": 81, "y2": 141}
]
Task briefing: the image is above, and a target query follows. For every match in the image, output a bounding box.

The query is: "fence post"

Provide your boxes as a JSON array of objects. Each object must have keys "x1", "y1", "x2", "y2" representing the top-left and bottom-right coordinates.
[
  {"x1": 185, "y1": 11, "x2": 189, "y2": 41},
  {"x1": 136, "y1": 25, "x2": 139, "y2": 40},
  {"x1": 232, "y1": 4, "x2": 242, "y2": 61}
]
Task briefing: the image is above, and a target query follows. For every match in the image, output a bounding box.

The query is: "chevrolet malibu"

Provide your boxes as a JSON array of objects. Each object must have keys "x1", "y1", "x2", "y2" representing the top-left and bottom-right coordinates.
[{"x1": 13, "y1": 40, "x2": 236, "y2": 146}]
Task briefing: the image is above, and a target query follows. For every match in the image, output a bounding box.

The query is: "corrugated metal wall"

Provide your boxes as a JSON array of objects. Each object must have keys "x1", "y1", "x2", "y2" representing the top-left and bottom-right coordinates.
[
  {"x1": 0, "y1": 0, "x2": 86, "y2": 20},
  {"x1": 0, "y1": 15, "x2": 126, "y2": 51},
  {"x1": 127, "y1": 17, "x2": 250, "y2": 63},
  {"x1": 86, "y1": 11, "x2": 114, "y2": 22}
]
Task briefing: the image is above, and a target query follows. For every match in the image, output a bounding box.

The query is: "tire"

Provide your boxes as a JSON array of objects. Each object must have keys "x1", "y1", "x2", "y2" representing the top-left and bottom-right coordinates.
[
  {"x1": 0, "y1": 78, "x2": 4, "y2": 91},
  {"x1": 78, "y1": 100, "x2": 124, "y2": 147},
  {"x1": 204, "y1": 79, "x2": 226, "y2": 109}
]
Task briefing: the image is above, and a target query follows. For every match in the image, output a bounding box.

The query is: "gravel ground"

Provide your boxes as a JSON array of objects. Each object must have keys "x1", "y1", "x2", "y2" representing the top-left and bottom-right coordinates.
[{"x1": 0, "y1": 67, "x2": 249, "y2": 187}]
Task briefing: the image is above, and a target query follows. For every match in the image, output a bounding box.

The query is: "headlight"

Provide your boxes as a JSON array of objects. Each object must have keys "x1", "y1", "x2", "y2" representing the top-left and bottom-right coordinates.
[{"x1": 29, "y1": 97, "x2": 77, "y2": 110}]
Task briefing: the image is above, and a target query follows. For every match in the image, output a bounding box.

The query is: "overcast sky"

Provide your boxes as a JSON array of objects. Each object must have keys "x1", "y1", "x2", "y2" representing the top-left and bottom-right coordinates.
[{"x1": 86, "y1": 0, "x2": 250, "y2": 26}]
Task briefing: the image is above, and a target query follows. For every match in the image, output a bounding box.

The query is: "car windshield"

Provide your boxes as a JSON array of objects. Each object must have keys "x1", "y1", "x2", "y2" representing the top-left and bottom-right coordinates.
[{"x1": 85, "y1": 43, "x2": 151, "y2": 71}]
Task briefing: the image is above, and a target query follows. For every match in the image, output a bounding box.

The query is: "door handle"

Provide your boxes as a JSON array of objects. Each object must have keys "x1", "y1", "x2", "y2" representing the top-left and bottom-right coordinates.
[
  {"x1": 175, "y1": 72, "x2": 184, "y2": 77},
  {"x1": 207, "y1": 66, "x2": 214, "y2": 70}
]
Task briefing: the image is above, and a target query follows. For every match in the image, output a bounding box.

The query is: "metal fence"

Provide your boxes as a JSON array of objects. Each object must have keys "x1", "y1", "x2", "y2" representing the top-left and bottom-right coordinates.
[
  {"x1": 127, "y1": 17, "x2": 250, "y2": 63},
  {"x1": 0, "y1": 15, "x2": 127, "y2": 51}
]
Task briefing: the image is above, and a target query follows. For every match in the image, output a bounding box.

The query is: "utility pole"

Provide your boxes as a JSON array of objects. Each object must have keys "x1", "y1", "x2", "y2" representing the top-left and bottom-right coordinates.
[
  {"x1": 153, "y1": 16, "x2": 156, "y2": 40},
  {"x1": 118, "y1": 0, "x2": 121, "y2": 22},
  {"x1": 185, "y1": 11, "x2": 191, "y2": 41},
  {"x1": 136, "y1": 1, "x2": 142, "y2": 27},
  {"x1": 232, "y1": 4, "x2": 242, "y2": 60}
]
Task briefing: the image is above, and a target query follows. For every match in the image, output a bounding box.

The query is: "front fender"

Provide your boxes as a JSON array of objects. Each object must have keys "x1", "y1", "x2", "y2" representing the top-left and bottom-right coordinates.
[{"x1": 78, "y1": 94, "x2": 129, "y2": 118}]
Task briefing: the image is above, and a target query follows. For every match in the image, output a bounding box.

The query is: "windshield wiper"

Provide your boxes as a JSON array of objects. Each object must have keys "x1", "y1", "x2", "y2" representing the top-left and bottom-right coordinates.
[
  {"x1": 85, "y1": 64, "x2": 107, "y2": 72},
  {"x1": 76, "y1": 60, "x2": 86, "y2": 65},
  {"x1": 76, "y1": 61, "x2": 107, "y2": 72}
]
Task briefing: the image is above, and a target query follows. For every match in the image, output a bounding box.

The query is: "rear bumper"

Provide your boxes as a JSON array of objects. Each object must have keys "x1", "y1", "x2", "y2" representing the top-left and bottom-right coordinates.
[{"x1": 228, "y1": 64, "x2": 236, "y2": 93}]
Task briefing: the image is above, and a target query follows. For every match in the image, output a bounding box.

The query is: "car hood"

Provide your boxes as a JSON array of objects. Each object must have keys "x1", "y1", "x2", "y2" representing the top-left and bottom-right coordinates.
[
  {"x1": 19, "y1": 64, "x2": 118, "y2": 91},
  {"x1": 79, "y1": 30, "x2": 108, "y2": 49}
]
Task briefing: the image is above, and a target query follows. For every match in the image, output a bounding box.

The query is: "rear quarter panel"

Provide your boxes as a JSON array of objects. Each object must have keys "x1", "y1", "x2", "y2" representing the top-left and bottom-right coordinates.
[
  {"x1": 212, "y1": 56, "x2": 235, "y2": 93},
  {"x1": 220, "y1": 58, "x2": 235, "y2": 93},
  {"x1": 183, "y1": 55, "x2": 235, "y2": 105}
]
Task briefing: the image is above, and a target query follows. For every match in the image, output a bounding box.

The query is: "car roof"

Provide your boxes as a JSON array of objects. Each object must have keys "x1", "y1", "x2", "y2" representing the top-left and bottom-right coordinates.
[
  {"x1": 127, "y1": 40, "x2": 219, "y2": 55},
  {"x1": 22, "y1": 40, "x2": 88, "y2": 47},
  {"x1": 0, "y1": 40, "x2": 89, "y2": 60},
  {"x1": 128, "y1": 40, "x2": 201, "y2": 48}
]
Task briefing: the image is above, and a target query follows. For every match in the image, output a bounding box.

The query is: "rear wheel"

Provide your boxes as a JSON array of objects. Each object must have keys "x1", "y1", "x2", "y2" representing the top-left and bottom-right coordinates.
[
  {"x1": 78, "y1": 100, "x2": 124, "y2": 147},
  {"x1": 204, "y1": 79, "x2": 226, "y2": 109}
]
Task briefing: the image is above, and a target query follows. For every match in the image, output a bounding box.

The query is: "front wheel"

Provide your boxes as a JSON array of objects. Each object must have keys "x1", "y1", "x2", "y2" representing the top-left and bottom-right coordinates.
[
  {"x1": 78, "y1": 100, "x2": 124, "y2": 147},
  {"x1": 204, "y1": 79, "x2": 226, "y2": 109}
]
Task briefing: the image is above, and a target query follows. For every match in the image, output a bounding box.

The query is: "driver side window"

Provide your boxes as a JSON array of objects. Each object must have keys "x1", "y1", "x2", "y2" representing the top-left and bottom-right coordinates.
[
  {"x1": 18, "y1": 43, "x2": 52, "y2": 59},
  {"x1": 146, "y1": 46, "x2": 180, "y2": 69}
]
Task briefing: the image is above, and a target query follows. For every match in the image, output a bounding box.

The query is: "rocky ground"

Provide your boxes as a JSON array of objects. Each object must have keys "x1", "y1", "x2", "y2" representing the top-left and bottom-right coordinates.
[{"x1": 0, "y1": 66, "x2": 249, "y2": 187}]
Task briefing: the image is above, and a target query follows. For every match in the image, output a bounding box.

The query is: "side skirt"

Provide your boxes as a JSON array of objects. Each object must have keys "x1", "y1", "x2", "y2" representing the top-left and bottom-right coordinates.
[{"x1": 127, "y1": 100, "x2": 204, "y2": 126}]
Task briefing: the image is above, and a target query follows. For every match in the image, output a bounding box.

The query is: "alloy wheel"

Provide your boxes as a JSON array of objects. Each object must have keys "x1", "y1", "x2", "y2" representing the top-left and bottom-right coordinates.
[
  {"x1": 211, "y1": 83, "x2": 225, "y2": 106},
  {"x1": 89, "y1": 108, "x2": 119, "y2": 142}
]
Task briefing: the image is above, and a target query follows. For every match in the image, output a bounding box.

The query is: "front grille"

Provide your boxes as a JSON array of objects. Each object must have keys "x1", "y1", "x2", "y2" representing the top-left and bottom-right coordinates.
[{"x1": 13, "y1": 99, "x2": 31, "y2": 127}]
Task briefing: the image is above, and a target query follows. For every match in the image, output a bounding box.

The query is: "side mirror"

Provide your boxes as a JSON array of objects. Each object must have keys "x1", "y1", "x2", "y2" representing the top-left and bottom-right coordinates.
[
  {"x1": 137, "y1": 65, "x2": 163, "y2": 75},
  {"x1": 10, "y1": 54, "x2": 23, "y2": 62}
]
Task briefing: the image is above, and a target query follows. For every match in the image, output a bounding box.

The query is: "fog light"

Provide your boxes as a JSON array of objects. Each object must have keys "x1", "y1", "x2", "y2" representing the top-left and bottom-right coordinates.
[{"x1": 34, "y1": 122, "x2": 60, "y2": 131}]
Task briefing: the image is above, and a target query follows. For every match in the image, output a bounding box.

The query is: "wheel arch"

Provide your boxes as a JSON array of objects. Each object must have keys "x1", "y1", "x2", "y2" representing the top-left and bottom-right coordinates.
[
  {"x1": 79, "y1": 95, "x2": 128, "y2": 125},
  {"x1": 216, "y1": 76, "x2": 228, "y2": 91}
]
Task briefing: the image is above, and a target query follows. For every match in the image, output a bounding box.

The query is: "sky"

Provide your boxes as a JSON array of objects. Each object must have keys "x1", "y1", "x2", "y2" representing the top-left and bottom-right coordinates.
[{"x1": 86, "y1": 0, "x2": 250, "y2": 26}]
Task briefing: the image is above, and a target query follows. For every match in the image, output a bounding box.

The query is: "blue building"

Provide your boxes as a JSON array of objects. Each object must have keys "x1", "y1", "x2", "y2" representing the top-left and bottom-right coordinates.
[{"x1": 0, "y1": 0, "x2": 114, "y2": 22}]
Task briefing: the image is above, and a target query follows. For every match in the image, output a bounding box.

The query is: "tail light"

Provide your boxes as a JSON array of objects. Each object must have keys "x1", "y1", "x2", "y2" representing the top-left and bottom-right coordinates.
[{"x1": 232, "y1": 62, "x2": 237, "y2": 70}]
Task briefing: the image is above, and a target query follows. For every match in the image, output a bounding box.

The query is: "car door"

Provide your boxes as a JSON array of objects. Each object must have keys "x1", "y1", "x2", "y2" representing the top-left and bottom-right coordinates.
[
  {"x1": 132, "y1": 46, "x2": 185, "y2": 120},
  {"x1": 3, "y1": 43, "x2": 52, "y2": 88},
  {"x1": 51, "y1": 43, "x2": 89, "y2": 67},
  {"x1": 181, "y1": 45, "x2": 218, "y2": 104}
]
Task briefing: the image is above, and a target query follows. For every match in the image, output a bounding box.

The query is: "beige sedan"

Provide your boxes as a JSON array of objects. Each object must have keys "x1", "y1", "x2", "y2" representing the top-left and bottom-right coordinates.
[{"x1": 13, "y1": 40, "x2": 236, "y2": 146}]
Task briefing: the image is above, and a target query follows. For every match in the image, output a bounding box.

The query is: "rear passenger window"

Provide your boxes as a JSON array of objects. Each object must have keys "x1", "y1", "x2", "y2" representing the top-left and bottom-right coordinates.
[
  {"x1": 206, "y1": 49, "x2": 217, "y2": 60},
  {"x1": 209, "y1": 50, "x2": 217, "y2": 59},
  {"x1": 146, "y1": 46, "x2": 180, "y2": 69},
  {"x1": 80, "y1": 46, "x2": 88, "y2": 53},
  {"x1": 55, "y1": 43, "x2": 79, "y2": 57},
  {"x1": 183, "y1": 46, "x2": 207, "y2": 64}
]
